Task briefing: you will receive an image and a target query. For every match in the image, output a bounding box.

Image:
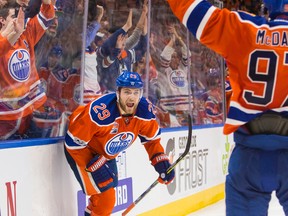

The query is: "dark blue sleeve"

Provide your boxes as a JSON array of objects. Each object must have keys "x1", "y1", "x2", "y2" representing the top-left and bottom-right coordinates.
[
  {"x1": 100, "y1": 28, "x2": 126, "y2": 57},
  {"x1": 25, "y1": 0, "x2": 42, "y2": 18},
  {"x1": 133, "y1": 34, "x2": 148, "y2": 62},
  {"x1": 135, "y1": 97, "x2": 157, "y2": 120},
  {"x1": 85, "y1": 21, "x2": 101, "y2": 48},
  {"x1": 89, "y1": 93, "x2": 121, "y2": 125}
]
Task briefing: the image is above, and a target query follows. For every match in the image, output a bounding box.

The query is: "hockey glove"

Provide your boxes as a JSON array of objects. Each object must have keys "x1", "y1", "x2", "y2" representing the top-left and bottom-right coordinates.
[
  {"x1": 151, "y1": 153, "x2": 175, "y2": 185},
  {"x1": 85, "y1": 155, "x2": 117, "y2": 193}
]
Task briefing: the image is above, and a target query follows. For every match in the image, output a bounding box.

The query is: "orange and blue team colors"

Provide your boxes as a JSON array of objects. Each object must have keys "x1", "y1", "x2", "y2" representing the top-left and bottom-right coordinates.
[
  {"x1": 0, "y1": 35, "x2": 12, "y2": 57},
  {"x1": 0, "y1": 3, "x2": 55, "y2": 121},
  {"x1": 167, "y1": 0, "x2": 288, "y2": 134},
  {"x1": 65, "y1": 93, "x2": 164, "y2": 195}
]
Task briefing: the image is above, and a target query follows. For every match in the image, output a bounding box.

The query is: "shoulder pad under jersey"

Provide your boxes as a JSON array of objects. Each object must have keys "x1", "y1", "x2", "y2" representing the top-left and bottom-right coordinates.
[
  {"x1": 135, "y1": 97, "x2": 156, "y2": 120},
  {"x1": 89, "y1": 93, "x2": 120, "y2": 125}
]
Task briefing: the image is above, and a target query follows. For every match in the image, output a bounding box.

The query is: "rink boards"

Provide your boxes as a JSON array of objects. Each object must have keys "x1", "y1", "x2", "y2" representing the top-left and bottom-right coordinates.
[{"x1": 0, "y1": 125, "x2": 233, "y2": 216}]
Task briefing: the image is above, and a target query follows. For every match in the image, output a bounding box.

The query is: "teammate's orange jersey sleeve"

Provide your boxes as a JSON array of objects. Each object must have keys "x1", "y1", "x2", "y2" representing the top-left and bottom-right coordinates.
[{"x1": 168, "y1": 0, "x2": 288, "y2": 134}]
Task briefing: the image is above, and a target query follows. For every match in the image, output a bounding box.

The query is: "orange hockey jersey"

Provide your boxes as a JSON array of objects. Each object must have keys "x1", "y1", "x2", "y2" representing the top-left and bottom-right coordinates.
[
  {"x1": 65, "y1": 93, "x2": 165, "y2": 194},
  {"x1": 38, "y1": 67, "x2": 80, "y2": 113},
  {"x1": 0, "y1": 35, "x2": 12, "y2": 57},
  {"x1": 65, "y1": 93, "x2": 164, "y2": 159},
  {"x1": 167, "y1": 0, "x2": 288, "y2": 134},
  {"x1": 0, "y1": 3, "x2": 55, "y2": 120}
]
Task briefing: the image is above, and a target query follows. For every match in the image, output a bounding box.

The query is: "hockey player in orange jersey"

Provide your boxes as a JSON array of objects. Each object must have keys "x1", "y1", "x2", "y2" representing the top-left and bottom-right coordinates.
[
  {"x1": 64, "y1": 71, "x2": 175, "y2": 216},
  {"x1": 0, "y1": 0, "x2": 55, "y2": 139},
  {"x1": 167, "y1": 0, "x2": 288, "y2": 215}
]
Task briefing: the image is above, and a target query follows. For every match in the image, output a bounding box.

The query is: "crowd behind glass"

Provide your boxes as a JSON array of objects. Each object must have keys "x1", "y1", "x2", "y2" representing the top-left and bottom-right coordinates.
[{"x1": 0, "y1": 0, "x2": 263, "y2": 140}]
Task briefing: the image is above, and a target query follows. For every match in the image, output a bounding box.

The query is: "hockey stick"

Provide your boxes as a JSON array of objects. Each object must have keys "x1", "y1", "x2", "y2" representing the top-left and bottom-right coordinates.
[{"x1": 122, "y1": 114, "x2": 192, "y2": 216}]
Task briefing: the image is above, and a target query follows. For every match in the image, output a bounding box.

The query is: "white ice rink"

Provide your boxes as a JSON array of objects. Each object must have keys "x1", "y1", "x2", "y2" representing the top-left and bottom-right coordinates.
[{"x1": 187, "y1": 192, "x2": 285, "y2": 216}]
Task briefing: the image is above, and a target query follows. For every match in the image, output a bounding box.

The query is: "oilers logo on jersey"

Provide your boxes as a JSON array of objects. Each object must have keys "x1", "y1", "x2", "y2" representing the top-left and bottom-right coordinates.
[
  {"x1": 105, "y1": 132, "x2": 134, "y2": 156},
  {"x1": 8, "y1": 49, "x2": 30, "y2": 82},
  {"x1": 169, "y1": 70, "x2": 186, "y2": 88}
]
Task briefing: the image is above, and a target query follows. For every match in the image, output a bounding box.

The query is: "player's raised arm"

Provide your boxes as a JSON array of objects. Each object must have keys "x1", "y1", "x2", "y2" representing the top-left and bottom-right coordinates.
[
  {"x1": 166, "y1": 0, "x2": 288, "y2": 216},
  {"x1": 166, "y1": 0, "x2": 193, "y2": 22}
]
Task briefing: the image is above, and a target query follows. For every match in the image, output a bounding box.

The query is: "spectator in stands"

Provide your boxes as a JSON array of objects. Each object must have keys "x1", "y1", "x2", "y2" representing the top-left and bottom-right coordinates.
[
  {"x1": 192, "y1": 92, "x2": 208, "y2": 125},
  {"x1": 204, "y1": 68, "x2": 224, "y2": 124},
  {"x1": 32, "y1": 3, "x2": 105, "y2": 138},
  {"x1": 149, "y1": 30, "x2": 162, "y2": 69},
  {"x1": 156, "y1": 24, "x2": 192, "y2": 127},
  {"x1": 0, "y1": 0, "x2": 55, "y2": 140},
  {"x1": 0, "y1": 0, "x2": 7, "y2": 8},
  {"x1": 97, "y1": 4, "x2": 148, "y2": 92},
  {"x1": 0, "y1": 3, "x2": 25, "y2": 56},
  {"x1": 35, "y1": 4, "x2": 63, "y2": 69},
  {"x1": 225, "y1": 64, "x2": 232, "y2": 113},
  {"x1": 125, "y1": 0, "x2": 148, "y2": 50},
  {"x1": 93, "y1": 31, "x2": 105, "y2": 47},
  {"x1": 83, "y1": 3, "x2": 104, "y2": 103},
  {"x1": 17, "y1": 0, "x2": 40, "y2": 18},
  {"x1": 33, "y1": 45, "x2": 81, "y2": 137},
  {"x1": 39, "y1": 45, "x2": 68, "y2": 82},
  {"x1": 61, "y1": 1, "x2": 105, "y2": 108}
]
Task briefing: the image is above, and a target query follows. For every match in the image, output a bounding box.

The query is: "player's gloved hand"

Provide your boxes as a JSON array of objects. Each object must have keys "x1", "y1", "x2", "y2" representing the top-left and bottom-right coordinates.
[
  {"x1": 151, "y1": 153, "x2": 175, "y2": 185},
  {"x1": 85, "y1": 155, "x2": 116, "y2": 192}
]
